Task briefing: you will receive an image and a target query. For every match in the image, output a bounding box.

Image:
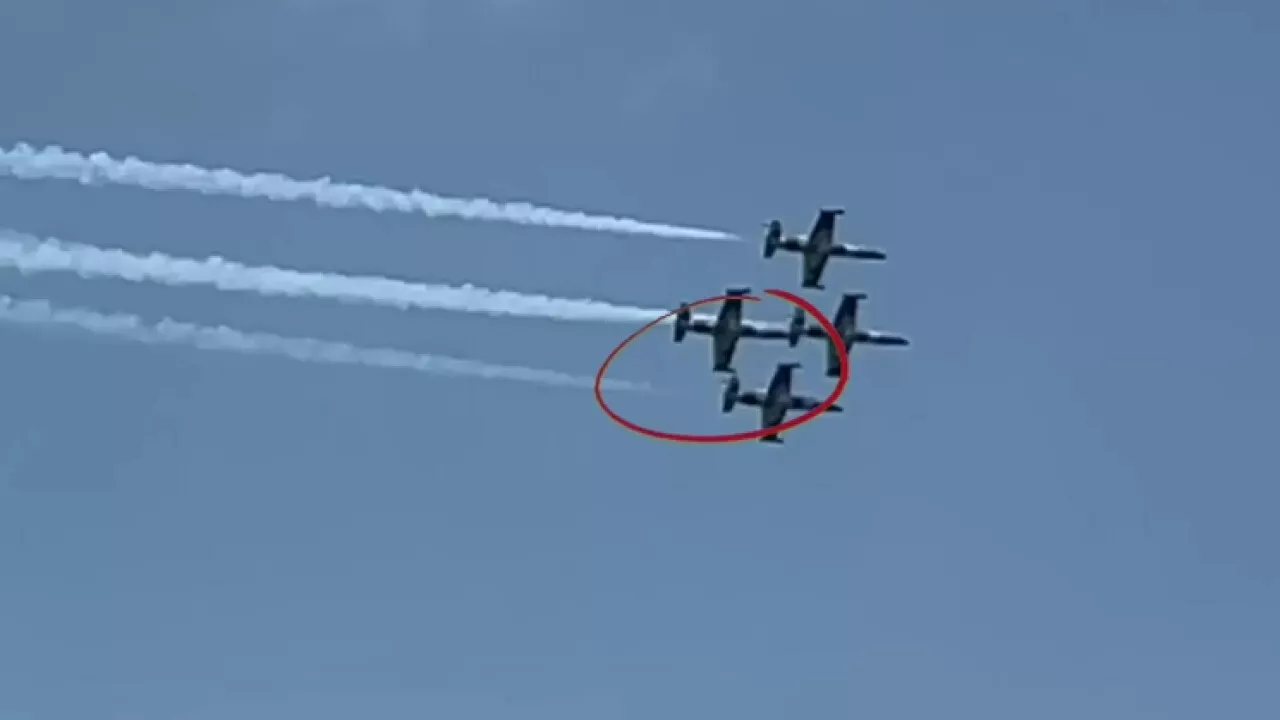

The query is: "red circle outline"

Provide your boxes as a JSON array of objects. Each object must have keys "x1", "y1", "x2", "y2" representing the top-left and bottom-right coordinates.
[{"x1": 593, "y1": 288, "x2": 850, "y2": 444}]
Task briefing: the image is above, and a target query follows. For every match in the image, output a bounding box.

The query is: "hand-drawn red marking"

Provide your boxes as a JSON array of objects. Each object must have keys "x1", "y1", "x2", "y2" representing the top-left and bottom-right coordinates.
[{"x1": 594, "y1": 288, "x2": 850, "y2": 444}]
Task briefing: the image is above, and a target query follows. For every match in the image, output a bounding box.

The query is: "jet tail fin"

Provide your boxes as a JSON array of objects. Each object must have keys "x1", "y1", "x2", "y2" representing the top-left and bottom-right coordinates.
[
  {"x1": 788, "y1": 307, "x2": 805, "y2": 347},
  {"x1": 721, "y1": 373, "x2": 740, "y2": 413},
  {"x1": 763, "y1": 220, "x2": 782, "y2": 258},
  {"x1": 673, "y1": 303, "x2": 691, "y2": 342}
]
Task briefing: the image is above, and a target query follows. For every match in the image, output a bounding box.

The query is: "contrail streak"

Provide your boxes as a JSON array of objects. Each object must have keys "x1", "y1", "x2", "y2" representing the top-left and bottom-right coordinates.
[
  {"x1": 0, "y1": 229, "x2": 670, "y2": 324},
  {"x1": 0, "y1": 142, "x2": 739, "y2": 241},
  {"x1": 0, "y1": 295, "x2": 650, "y2": 392}
]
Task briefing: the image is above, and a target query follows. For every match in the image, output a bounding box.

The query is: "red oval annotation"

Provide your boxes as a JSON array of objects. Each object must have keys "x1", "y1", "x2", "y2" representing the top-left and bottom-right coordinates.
[{"x1": 593, "y1": 288, "x2": 850, "y2": 444}]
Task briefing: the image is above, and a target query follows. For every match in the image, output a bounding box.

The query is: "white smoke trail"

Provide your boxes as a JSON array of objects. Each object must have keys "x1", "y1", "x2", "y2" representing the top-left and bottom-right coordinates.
[
  {"x1": 0, "y1": 143, "x2": 739, "y2": 242},
  {"x1": 0, "y1": 295, "x2": 650, "y2": 392},
  {"x1": 0, "y1": 229, "x2": 670, "y2": 324}
]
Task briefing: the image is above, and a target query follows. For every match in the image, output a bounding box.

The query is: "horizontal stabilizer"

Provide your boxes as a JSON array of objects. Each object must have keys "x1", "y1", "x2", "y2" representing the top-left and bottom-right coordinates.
[
  {"x1": 673, "y1": 302, "x2": 691, "y2": 342},
  {"x1": 788, "y1": 308, "x2": 805, "y2": 347},
  {"x1": 721, "y1": 373, "x2": 740, "y2": 413}
]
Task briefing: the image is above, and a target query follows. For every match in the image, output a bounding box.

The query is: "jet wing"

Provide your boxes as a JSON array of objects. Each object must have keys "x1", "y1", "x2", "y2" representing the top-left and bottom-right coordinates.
[
  {"x1": 715, "y1": 296, "x2": 745, "y2": 327},
  {"x1": 759, "y1": 397, "x2": 787, "y2": 434},
  {"x1": 806, "y1": 209, "x2": 839, "y2": 248},
  {"x1": 758, "y1": 392, "x2": 791, "y2": 443},
  {"x1": 802, "y1": 250, "x2": 830, "y2": 288},
  {"x1": 712, "y1": 331, "x2": 739, "y2": 372},
  {"x1": 825, "y1": 336, "x2": 848, "y2": 377},
  {"x1": 763, "y1": 362, "x2": 795, "y2": 422},
  {"x1": 759, "y1": 363, "x2": 799, "y2": 443},
  {"x1": 709, "y1": 294, "x2": 749, "y2": 370},
  {"x1": 801, "y1": 209, "x2": 842, "y2": 287},
  {"x1": 823, "y1": 293, "x2": 861, "y2": 376}
]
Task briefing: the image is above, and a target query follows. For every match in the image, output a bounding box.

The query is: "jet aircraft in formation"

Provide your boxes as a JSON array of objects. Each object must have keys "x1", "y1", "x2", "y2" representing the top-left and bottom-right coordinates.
[
  {"x1": 787, "y1": 292, "x2": 910, "y2": 377},
  {"x1": 721, "y1": 362, "x2": 843, "y2": 444},
  {"x1": 762, "y1": 208, "x2": 887, "y2": 290},
  {"x1": 668, "y1": 206, "x2": 909, "y2": 444},
  {"x1": 672, "y1": 287, "x2": 804, "y2": 372}
]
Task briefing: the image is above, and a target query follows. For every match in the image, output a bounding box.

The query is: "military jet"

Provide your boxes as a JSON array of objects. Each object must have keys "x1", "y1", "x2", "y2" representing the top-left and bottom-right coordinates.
[
  {"x1": 762, "y1": 208, "x2": 887, "y2": 290},
  {"x1": 786, "y1": 292, "x2": 910, "y2": 377},
  {"x1": 721, "y1": 362, "x2": 843, "y2": 444},
  {"x1": 674, "y1": 287, "x2": 805, "y2": 372}
]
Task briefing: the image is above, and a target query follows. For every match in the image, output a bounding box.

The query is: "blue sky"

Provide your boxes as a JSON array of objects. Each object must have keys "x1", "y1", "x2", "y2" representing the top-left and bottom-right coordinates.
[{"x1": 1, "y1": 1, "x2": 1278, "y2": 718}]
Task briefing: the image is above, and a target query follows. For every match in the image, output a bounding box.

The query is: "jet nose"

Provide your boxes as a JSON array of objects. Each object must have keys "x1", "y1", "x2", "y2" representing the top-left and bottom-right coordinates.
[{"x1": 828, "y1": 403, "x2": 844, "y2": 412}]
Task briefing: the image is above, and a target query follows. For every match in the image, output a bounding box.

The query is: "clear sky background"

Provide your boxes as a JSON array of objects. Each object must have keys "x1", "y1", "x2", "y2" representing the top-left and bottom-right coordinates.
[{"x1": 1, "y1": 1, "x2": 1277, "y2": 718}]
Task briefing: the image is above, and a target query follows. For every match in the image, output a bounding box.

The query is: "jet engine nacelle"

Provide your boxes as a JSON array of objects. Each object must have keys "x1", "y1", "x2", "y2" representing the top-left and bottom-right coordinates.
[
  {"x1": 762, "y1": 220, "x2": 782, "y2": 259},
  {"x1": 721, "y1": 374, "x2": 740, "y2": 413},
  {"x1": 673, "y1": 303, "x2": 691, "y2": 342}
]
